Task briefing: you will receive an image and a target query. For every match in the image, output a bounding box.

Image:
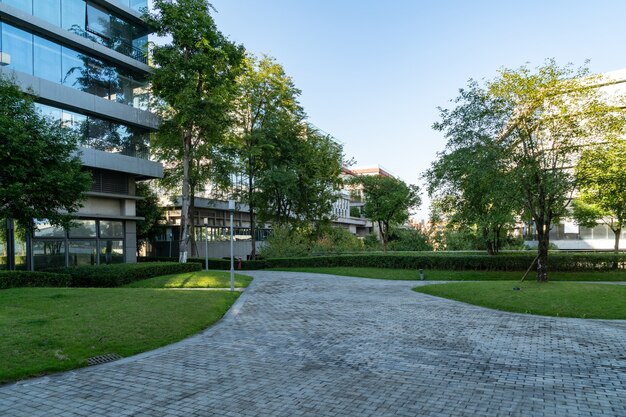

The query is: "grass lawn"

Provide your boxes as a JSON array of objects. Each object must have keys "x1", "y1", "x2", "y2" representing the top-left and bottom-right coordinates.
[
  {"x1": 125, "y1": 270, "x2": 253, "y2": 288},
  {"x1": 0, "y1": 288, "x2": 239, "y2": 383},
  {"x1": 414, "y1": 281, "x2": 626, "y2": 319},
  {"x1": 270, "y1": 266, "x2": 626, "y2": 282}
]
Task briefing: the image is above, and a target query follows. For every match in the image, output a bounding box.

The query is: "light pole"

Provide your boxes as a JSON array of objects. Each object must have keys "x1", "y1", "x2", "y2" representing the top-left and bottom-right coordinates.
[
  {"x1": 168, "y1": 231, "x2": 173, "y2": 258},
  {"x1": 228, "y1": 200, "x2": 235, "y2": 291},
  {"x1": 204, "y1": 220, "x2": 209, "y2": 271}
]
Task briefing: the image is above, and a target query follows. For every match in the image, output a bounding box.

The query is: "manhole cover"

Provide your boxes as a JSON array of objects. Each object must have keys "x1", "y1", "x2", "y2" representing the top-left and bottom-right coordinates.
[{"x1": 87, "y1": 353, "x2": 122, "y2": 366}]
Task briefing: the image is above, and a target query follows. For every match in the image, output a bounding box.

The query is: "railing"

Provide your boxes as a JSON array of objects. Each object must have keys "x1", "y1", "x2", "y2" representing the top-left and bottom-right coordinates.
[{"x1": 84, "y1": 26, "x2": 148, "y2": 65}]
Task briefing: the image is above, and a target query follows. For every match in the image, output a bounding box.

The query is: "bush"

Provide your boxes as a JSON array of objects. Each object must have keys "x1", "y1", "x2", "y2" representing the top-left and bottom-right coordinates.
[
  {"x1": 0, "y1": 271, "x2": 71, "y2": 289},
  {"x1": 311, "y1": 227, "x2": 364, "y2": 255},
  {"x1": 50, "y1": 262, "x2": 201, "y2": 287},
  {"x1": 259, "y1": 226, "x2": 311, "y2": 259},
  {"x1": 388, "y1": 228, "x2": 433, "y2": 251},
  {"x1": 363, "y1": 233, "x2": 382, "y2": 251}
]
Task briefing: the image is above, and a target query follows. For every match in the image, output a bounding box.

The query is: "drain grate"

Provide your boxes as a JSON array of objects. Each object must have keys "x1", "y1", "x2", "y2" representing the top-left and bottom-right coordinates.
[{"x1": 87, "y1": 353, "x2": 123, "y2": 366}]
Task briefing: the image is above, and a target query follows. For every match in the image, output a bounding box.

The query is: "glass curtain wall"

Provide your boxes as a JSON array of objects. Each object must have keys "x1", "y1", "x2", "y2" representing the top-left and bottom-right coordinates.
[
  {"x1": 1, "y1": 0, "x2": 149, "y2": 64},
  {"x1": 0, "y1": 21, "x2": 149, "y2": 110},
  {"x1": 33, "y1": 219, "x2": 125, "y2": 269}
]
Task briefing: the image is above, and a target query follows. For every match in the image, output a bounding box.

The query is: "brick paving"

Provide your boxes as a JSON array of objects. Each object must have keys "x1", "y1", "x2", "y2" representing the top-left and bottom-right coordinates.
[{"x1": 1, "y1": 271, "x2": 625, "y2": 416}]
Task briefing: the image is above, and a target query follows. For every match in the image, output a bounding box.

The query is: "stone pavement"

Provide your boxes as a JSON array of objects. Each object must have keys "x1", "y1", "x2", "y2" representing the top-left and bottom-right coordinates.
[{"x1": 1, "y1": 271, "x2": 625, "y2": 416}]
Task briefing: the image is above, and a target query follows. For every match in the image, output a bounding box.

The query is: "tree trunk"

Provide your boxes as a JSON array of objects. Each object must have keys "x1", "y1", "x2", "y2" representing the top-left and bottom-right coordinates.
[
  {"x1": 483, "y1": 227, "x2": 494, "y2": 256},
  {"x1": 249, "y1": 175, "x2": 256, "y2": 260},
  {"x1": 613, "y1": 228, "x2": 621, "y2": 253},
  {"x1": 179, "y1": 130, "x2": 191, "y2": 263},
  {"x1": 536, "y1": 221, "x2": 549, "y2": 282},
  {"x1": 380, "y1": 220, "x2": 388, "y2": 253},
  {"x1": 190, "y1": 185, "x2": 197, "y2": 258}
]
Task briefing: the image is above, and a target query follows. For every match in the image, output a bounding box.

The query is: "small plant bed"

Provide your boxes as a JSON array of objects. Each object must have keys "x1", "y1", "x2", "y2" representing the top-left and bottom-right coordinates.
[
  {"x1": 269, "y1": 267, "x2": 626, "y2": 282},
  {"x1": 413, "y1": 281, "x2": 626, "y2": 319},
  {"x1": 0, "y1": 288, "x2": 239, "y2": 383},
  {"x1": 125, "y1": 270, "x2": 253, "y2": 289}
]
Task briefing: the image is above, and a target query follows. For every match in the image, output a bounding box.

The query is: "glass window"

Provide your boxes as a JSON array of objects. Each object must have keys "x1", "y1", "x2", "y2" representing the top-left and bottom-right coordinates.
[
  {"x1": 69, "y1": 240, "x2": 97, "y2": 266},
  {"x1": 100, "y1": 221, "x2": 124, "y2": 238},
  {"x1": 34, "y1": 0, "x2": 61, "y2": 27},
  {"x1": 61, "y1": 46, "x2": 84, "y2": 88},
  {"x1": 130, "y1": 0, "x2": 147, "y2": 11},
  {"x1": 61, "y1": 109, "x2": 87, "y2": 142},
  {"x1": 2, "y1": 24, "x2": 33, "y2": 75},
  {"x1": 36, "y1": 103, "x2": 62, "y2": 122},
  {"x1": 34, "y1": 220, "x2": 66, "y2": 238},
  {"x1": 68, "y1": 219, "x2": 97, "y2": 237},
  {"x1": 100, "y1": 239, "x2": 124, "y2": 264},
  {"x1": 86, "y1": 3, "x2": 110, "y2": 39},
  {"x1": 3, "y1": 0, "x2": 32, "y2": 14},
  {"x1": 34, "y1": 36, "x2": 62, "y2": 83},
  {"x1": 62, "y1": 0, "x2": 86, "y2": 34},
  {"x1": 84, "y1": 58, "x2": 111, "y2": 99},
  {"x1": 33, "y1": 240, "x2": 66, "y2": 269}
]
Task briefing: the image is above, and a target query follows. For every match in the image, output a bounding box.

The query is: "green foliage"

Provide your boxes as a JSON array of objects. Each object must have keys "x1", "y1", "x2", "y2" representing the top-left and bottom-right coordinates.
[
  {"x1": 574, "y1": 138, "x2": 626, "y2": 252},
  {"x1": 387, "y1": 228, "x2": 432, "y2": 251},
  {"x1": 0, "y1": 271, "x2": 71, "y2": 289},
  {"x1": 258, "y1": 226, "x2": 311, "y2": 259},
  {"x1": 350, "y1": 206, "x2": 361, "y2": 218},
  {"x1": 363, "y1": 233, "x2": 382, "y2": 250},
  {"x1": 0, "y1": 77, "x2": 91, "y2": 231},
  {"x1": 147, "y1": 0, "x2": 244, "y2": 260},
  {"x1": 354, "y1": 176, "x2": 421, "y2": 252},
  {"x1": 311, "y1": 227, "x2": 364, "y2": 254},
  {"x1": 49, "y1": 262, "x2": 201, "y2": 287},
  {"x1": 136, "y1": 182, "x2": 164, "y2": 253},
  {"x1": 434, "y1": 60, "x2": 626, "y2": 281},
  {"x1": 428, "y1": 84, "x2": 517, "y2": 254}
]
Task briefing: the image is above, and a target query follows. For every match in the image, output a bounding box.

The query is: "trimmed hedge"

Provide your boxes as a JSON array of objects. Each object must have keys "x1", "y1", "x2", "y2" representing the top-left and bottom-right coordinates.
[
  {"x1": 50, "y1": 262, "x2": 202, "y2": 287},
  {"x1": 0, "y1": 271, "x2": 72, "y2": 289},
  {"x1": 140, "y1": 252, "x2": 626, "y2": 272}
]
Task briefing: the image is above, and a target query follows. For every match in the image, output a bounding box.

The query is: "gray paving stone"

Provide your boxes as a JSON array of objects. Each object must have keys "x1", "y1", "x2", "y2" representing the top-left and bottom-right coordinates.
[{"x1": 1, "y1": 272, "x2": 625, "y2": 416}]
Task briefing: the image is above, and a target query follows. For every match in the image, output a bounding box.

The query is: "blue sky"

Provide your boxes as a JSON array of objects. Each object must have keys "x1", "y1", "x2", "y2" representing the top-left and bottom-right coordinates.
[{"x1": 210, "y1": 0, "x2": 626, "y2": 218}]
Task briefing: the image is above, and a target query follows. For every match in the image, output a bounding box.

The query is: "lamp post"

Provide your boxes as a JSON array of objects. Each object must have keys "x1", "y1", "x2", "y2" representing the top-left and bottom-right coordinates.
[
  {"x1": 204, "y1": 220, "x2": 209, "y2": 271},
  {"x1": 168, "y1": 231, "x2": 173, "y2": 258},
  {"x1": 228, "y1": 200, "x2": 235, "y2": 292}
]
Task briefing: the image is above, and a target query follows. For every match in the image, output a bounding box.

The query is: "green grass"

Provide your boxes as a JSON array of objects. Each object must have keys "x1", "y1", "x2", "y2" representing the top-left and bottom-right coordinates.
[
  {"x1": 270, "y1": 266, "x2": 626, "y2": 281},
  {"x1": 124, "y1": 270, "x2": 253, "y2": 288},
  {"x1": 0, "y1": 287, "x2": 240, "y2": 383},
  {"x1": 414, "y1": 281, "x2": 626, "y2": 319}
]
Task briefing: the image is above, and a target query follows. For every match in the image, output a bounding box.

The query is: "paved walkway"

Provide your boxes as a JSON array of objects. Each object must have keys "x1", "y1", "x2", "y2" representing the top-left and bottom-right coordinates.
[{"x1": 1, "y1": 271, "x2": 625, "y2": 416}]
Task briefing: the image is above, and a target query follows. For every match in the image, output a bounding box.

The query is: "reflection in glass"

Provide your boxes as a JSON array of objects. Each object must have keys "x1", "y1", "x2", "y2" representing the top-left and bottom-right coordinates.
[
  {"x1": 2, "y1": 24, "x2": 33, "y2": 74},
  {"x1": 3, "y1": 0, "x2": 32, "y2": 14},
  {"x1": 62, "y1": 0, "x2": 86, "y2": 33},
  {"x1": 100, "y1": 221, "x2": 124, "y2": 238},
  {"x1": 33, "y1": 240, "x2": 66, "y2": 269},
  {"x1": 100, "y1": 240, "x2": 124, "y2": 264},
  {"x1": 34, "y1": 36, "x2": 62, "y2": 83},
  {"x1": 34, "y1": 220, "x2": 66, "y2": 238},
  {"x1": 69, "y1": 240, "x2": 97, "y2": 266},
  {"x1": 69, "y1": 220, "x2": 97, "y2": 238},
  {"x1": 34, "y1": 0, "x2": 61, "y2": 27}
]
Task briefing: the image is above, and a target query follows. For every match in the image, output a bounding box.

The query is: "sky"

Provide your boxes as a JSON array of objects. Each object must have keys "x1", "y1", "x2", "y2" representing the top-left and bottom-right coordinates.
[{"x1": 207, "y1": 0, "x2": 626, "y2": 219}]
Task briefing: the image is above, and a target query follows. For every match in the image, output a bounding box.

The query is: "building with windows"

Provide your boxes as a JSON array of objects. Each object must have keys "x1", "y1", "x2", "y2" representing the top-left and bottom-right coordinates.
[{"x1": 0, "y1": 0, "x2": 162, "y2": 269}]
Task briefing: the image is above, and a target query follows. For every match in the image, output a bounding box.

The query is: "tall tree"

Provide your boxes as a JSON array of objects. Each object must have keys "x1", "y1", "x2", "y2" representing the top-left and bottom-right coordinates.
[
  {"x1": 356, "y1": 176, "x2": 420, "y2": 252},
  {"x1": 228, "y1": 55, "x2": 304, "y2": 259},
  {"x1": 490, "y1": 60, "x2": 626, "y2": 281},
  {"x1": 573, "y1": 138, "x2": 626, "y2": 253},
  {"x1": 135, "y1": 181, "x2": 165, "y2": 256},
  {"x1": 255, "y1": 126, "x2": 343, "y2": 229},
  {"x1": 0, "y1": 77, "x2": 91, "y2": 233},
  {"x1": 428, "y1": 82, "x2": 517, "y2": 255},
  {"x1": 147, "y1": 0, "x2": 244, "y2": 262}
]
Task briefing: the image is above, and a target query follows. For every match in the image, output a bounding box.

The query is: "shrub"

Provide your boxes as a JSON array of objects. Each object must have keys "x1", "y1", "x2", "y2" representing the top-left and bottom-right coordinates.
[
  {"x1": 312, "y1": 227, "x2": 364, "y2": 254},
  {"x1": 363, "y1": 233, "x2": 382, "y2": 251},
  {"x1": 388, "y1": 228, "x2": 433, "y2": 251},
  {"x1": 0, "y1": 271, "x2": 71, "y2": 289},
  {"x1": 259, "y1": 226, "x2": 311, "y2": 258},
  {"x1": 50, "y1": 262, "x2": 201, "y2": 287}
]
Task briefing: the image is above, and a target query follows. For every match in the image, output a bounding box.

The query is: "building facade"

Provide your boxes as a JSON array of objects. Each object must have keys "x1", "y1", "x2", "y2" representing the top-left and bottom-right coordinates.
[{"x1": 0, "y1": 0, "x2": 162, "y2": 270}]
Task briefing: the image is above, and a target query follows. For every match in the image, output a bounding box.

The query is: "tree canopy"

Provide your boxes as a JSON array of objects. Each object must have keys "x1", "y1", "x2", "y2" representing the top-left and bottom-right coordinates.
[
  {"x1": 573, "y1": 138, "x2": 626, "y2": 253},
  {"x1": 0, "y1": 77, "x2": 91, "y2": 231},
  {"x1": 147, "y1": 0, "x2": 244, "y2": 262},
  {"x1": 356, "y1": 176, "x2": 420, "y2": 252},
  {"x1": 431, "y1": 60, "x2": 626, "y2": 281}
]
